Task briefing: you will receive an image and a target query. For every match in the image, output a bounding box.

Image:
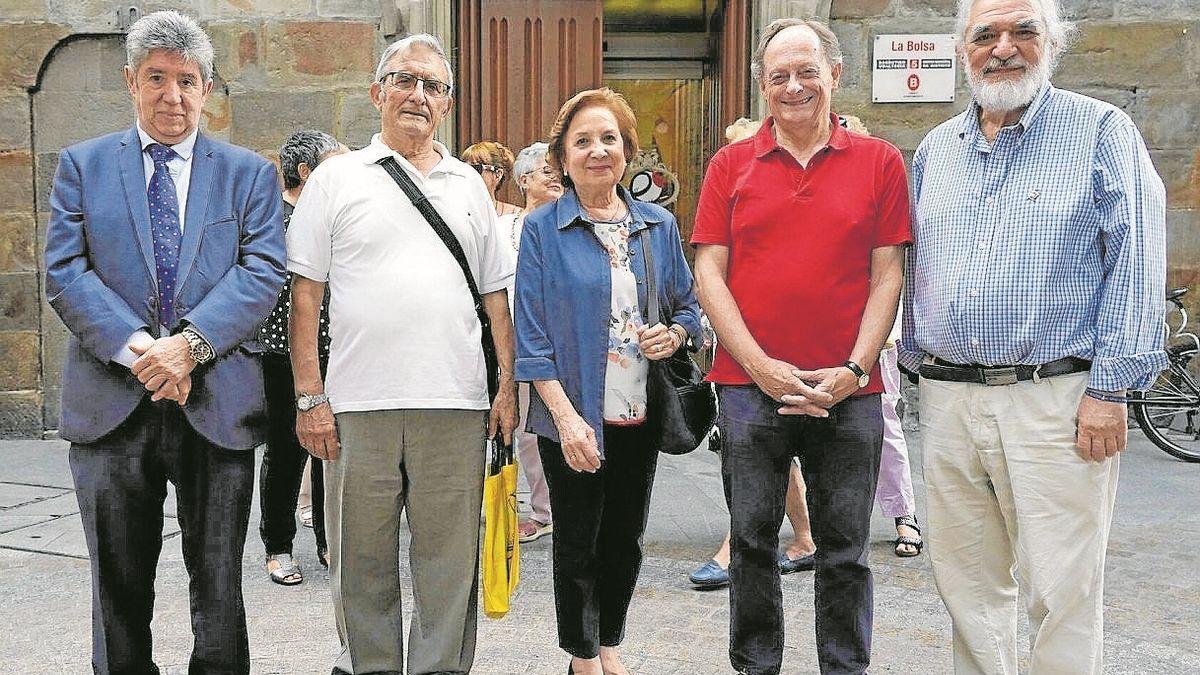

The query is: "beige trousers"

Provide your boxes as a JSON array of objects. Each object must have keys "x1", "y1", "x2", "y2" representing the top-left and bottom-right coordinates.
[
  {"x1": 326, "y1": 408, "x2": 488, "y2": 675},
  {"x1": 920, "y1": 373, "x2": 1118, "y2": 675}
]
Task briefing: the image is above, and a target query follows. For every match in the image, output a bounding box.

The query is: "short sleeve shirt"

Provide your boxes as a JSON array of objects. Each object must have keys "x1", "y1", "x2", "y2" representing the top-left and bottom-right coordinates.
[
  {"x1": 286, "y1": 135, "x2": 514, "y2": 413},
  {"x1": 258, "y1": 201, "x2": 331, "y2": 360},
  {"x1": 690, "y1": 115, "x2": 912, "y2": 395}
]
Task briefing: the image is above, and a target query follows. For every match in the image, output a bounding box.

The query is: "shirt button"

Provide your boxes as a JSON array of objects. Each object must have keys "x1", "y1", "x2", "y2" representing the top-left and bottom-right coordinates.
[
  {"x1": 985, "y1": 196, "x2": 995, "y2": 205},
  {"x1": 968, "y1": 289, "x2": 978, "y2": 297},
  {"x1": 970, "y1": 338, "x2": 980, "y2": 346},
  {"x1": 977, "y1": 242, "x2": 988, "y2": 251}
]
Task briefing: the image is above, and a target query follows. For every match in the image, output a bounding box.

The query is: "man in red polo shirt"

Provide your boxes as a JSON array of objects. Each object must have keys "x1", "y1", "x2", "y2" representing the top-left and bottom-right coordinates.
[{"x1": 692, "y1": 18, "x2": 911, "y2": 675}]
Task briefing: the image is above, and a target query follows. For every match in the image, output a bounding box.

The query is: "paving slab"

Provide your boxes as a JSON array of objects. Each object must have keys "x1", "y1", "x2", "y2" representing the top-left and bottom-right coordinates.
[
  {"x1": 0, "y1": 434, "x2": 1197, "y2": 673},
  {"x1": 0, "y1": 482, "x2": 69, "y2": 509},
  {"x1": 0, "y1": 511, "x2": 181, "y2": 559},
  {"x1": 2, "y1": 490, "x2": 78, "y2": 517}
]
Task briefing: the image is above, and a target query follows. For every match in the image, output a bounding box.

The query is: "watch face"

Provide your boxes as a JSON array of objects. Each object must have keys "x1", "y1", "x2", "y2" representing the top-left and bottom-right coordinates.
[{"x1": 858, "y1": 373, "x2": 870, "y2": 388}]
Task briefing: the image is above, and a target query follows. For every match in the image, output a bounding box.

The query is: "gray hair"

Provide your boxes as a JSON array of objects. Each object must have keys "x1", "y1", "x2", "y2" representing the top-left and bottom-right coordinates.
[
  {"x1": 125, "y1": 10, "x2": 214, "y2": 82},
  {"x1": 279, "y1": 130, "x2": 342, "y2": 190},
  {"x1": 375, "y1": 33, "x2": 454, "y2": 90},
  {"x1": 751, "y1": 18, "x2": 843, "y2": 80},
  {"x1": 512, "y1": 142, "x2": 551, "y2": 188},
  {"x1": 955, "y1": 0, "x2": 1077, "y2": 63}
]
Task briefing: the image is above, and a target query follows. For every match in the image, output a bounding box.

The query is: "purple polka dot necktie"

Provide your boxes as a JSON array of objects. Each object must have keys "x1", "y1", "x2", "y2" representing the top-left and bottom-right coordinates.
[{"x1": 147, "y1": 143, "x2": 182, "y2": 326}]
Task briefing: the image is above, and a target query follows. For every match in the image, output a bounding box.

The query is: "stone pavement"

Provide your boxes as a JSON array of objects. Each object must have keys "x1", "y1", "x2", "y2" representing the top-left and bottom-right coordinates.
[{"x1": 1, "y1": 432, "x2": 1197, "y2": 674}]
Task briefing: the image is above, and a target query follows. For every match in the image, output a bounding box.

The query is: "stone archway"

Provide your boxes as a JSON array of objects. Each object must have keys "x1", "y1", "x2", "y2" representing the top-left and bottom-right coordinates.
[{"x1": 33, "y1": 35, "x2": 132, "y2": 431}]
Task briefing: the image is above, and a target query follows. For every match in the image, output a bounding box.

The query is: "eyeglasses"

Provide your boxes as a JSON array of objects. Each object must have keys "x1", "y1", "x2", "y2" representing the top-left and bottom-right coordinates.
[
  {"x1": 523, "y1": 166, "x2": 559, "y2": 180},
  {"x1": 379, "y1": 71, "x2": 453, "y2": 98},
  {"x1": 470, "y1": 163, "x2": 504, "y2": 177}
]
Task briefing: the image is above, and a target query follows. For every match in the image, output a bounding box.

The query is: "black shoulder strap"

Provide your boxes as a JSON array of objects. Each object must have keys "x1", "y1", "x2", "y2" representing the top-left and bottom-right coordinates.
[
  {"x1": 375, "y1": 155, "x2": 499, "y2": 400},
  {"x1": 376, "y1": 156, "x2": 485, "y2": 301},
  {"x1": 640, "y1": 228, "x2": 663, "y2": 326}
]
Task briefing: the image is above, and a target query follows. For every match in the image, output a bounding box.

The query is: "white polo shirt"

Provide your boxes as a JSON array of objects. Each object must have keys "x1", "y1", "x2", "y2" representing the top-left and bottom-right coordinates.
[{"x1": 287, "y1": 135, "x2": 514, "y2": 413}]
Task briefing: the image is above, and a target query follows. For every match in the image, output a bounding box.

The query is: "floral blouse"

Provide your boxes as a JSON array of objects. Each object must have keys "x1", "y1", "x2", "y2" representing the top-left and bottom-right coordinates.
[{"x1": 591, "y1": 216, "x2": 648, "y2": 424}]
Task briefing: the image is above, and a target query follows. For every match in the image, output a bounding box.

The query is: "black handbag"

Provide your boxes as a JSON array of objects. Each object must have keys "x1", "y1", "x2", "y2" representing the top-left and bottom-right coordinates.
[
  {"x1": 639, "y1": 228, "x2": 717, "y2": 455},
  {"x1": 375, "y1": 156, "x2": 499, "y2": 401}
]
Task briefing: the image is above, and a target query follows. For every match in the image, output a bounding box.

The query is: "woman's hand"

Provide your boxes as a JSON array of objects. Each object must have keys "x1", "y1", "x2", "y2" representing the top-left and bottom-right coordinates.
[
  {"x1": 554, "y1": 411, "x2": 601, "y2": 473},
  {"x1": 638, "y1": 323, "x2": 683, "y2": 361}
]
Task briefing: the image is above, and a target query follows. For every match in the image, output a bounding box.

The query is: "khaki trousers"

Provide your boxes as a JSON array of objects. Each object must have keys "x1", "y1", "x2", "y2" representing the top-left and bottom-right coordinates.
[
  {"x1": 326, "y1": 409, "x2": 488, "y2": 675},
  {"x1": 919, "y1": 373, "x2": 1118, "y2": 675}
]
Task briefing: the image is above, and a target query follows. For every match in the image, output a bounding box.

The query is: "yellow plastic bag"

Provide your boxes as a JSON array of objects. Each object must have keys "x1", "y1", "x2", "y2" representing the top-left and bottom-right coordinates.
[{"x1": 481, "y1": 435, "x2": 520, "y2": 618}]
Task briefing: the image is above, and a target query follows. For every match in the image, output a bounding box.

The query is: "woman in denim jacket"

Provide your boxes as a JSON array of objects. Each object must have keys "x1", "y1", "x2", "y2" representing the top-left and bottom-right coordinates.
[{"x1": 514, "y1": 88, "x2": 701, "y2": 675}]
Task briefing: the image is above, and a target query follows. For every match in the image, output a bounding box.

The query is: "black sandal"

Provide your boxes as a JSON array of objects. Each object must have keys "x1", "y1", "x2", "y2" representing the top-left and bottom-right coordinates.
[{"x1": 894, "y1": 515, "x2": 923, "y2": 557}]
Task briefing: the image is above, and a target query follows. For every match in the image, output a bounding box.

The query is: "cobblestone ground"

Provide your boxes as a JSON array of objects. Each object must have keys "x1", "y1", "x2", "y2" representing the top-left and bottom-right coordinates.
[{"x1": 1, "y1": 432, "x2": 1197, "y2": 674}]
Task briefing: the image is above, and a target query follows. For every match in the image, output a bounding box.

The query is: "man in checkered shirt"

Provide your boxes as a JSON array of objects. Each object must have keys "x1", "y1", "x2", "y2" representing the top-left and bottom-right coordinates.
[{"x1": 900, "y1": 0, "x2": 1166, "y2": 672}]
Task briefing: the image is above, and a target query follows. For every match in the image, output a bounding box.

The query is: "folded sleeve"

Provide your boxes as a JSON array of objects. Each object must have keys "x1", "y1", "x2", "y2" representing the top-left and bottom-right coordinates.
[
  {"x1": 1089, "y1": 114, "x2": 1168, "y2": 391},
  {"x1": 286, "y1": 175, "x2": 334, "y2": 283},
  {"x1": 513, "y1": 212, "x2": 557, "y2": 382},
  {"x1": 690, "y1": 149, "x2": 733, "y2": 247}
]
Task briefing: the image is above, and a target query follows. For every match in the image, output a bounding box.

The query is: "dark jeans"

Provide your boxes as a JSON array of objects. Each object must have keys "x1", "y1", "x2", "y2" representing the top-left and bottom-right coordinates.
[
  {"x1": 70, "y1": 399, "x2": 255, "y2": 675},
  {"x1": 538, "y1": 424, "x2": 659, "y2": 659},
  {"x1": 719, "y1": 386, "x2": 883, "y2": 675},
  {"x1": 260, "y1": 352, "x2": 326, "y2": 556}
]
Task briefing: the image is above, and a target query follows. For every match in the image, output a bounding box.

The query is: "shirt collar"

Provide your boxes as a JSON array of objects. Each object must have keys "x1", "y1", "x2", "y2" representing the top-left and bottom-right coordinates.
[
  {"x1": 554, "y1": 185, "x2": 664, "y2": 234},
  {"x1": 361, "y1": 133, "x2": 466, "y2": 177},
  {"x1": 753, "y1": 113, "x2": 850, "y2": 159},
  {"x1": 135, "y1": 121, "x2": 197, "y2": 160},
  {"x1": 958, "y1": 80, "x2": 1055, "y2": 140}
]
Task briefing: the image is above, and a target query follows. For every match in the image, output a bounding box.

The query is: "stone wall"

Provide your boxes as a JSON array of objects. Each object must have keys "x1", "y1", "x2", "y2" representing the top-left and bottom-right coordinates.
[
  {"x1": 819, "y1": 0, "x2": 1199, "y2": 311},
  {"x1": 0, "y1": 1, "x2": 429, "y2": 436}
]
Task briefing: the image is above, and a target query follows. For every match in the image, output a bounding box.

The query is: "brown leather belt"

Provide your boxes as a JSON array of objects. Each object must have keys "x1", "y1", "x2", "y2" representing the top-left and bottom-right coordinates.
[{"x1": 918, "y1": 356, "x2": 1091, "y2": 386}]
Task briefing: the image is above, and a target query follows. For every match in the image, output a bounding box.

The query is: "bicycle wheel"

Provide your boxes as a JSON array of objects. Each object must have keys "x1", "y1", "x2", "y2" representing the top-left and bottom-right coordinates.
[{"x1": 1131, "y1": 345, "x2": 1200, "y2": 462}]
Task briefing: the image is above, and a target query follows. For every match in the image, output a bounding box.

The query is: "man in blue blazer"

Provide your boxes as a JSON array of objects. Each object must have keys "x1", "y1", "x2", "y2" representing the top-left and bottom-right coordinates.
[{"x1": 43, "y1": 11, "x2": 285, "y2": 674}]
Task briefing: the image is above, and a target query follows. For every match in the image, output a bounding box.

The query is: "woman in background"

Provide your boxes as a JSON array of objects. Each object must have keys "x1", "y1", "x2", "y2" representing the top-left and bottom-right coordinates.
[
  {"x1": 502, "y1": 142, "x2": 565, "y2": 543},
  {"x1": 462, "y1": 140, "x2": 521, "y2": 217}
]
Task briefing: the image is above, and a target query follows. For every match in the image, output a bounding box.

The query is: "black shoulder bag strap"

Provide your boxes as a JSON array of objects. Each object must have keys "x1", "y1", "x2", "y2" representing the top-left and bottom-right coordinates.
[
  {"x1": 640, "y1": 227, "x2": 663, "y2": 327},
  {"x1": 375, "y1": 155, "x2": 499, "y2": 401}
]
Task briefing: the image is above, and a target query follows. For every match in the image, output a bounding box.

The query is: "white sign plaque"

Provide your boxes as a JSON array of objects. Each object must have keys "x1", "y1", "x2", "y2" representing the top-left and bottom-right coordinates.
[{"x1": 872, "y1": 34, "x2": 957, "y2": 103}]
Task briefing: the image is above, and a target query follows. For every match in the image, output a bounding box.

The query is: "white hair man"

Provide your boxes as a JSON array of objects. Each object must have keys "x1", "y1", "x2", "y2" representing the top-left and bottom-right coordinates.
[
  {"x1": 286, "y1": 34, "x2": 518, "y2": 674},
  {"x1": 900, "y1": 0, "x2": 1166, "y2": 672}
]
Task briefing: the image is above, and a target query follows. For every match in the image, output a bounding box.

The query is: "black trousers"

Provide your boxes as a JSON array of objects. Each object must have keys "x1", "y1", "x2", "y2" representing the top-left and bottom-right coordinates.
[
  {"x1": 719, "y1": 386, "x2": 883, "y2": 675},
  {"x1": 69, "y1": 399, "x2": 255, "y2": 675},
  {"x1": 259, "y1": 352, "x2": 326, "y2": 556},
  {"x1": 538, "y1": 424, "x2": 659, "y2": 659}
]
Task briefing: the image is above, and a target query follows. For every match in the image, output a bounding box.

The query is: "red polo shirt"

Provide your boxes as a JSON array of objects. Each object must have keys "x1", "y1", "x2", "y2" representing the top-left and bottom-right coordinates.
[{"x1": 691, "y1": 115, "x2": 912, "y2": 395}]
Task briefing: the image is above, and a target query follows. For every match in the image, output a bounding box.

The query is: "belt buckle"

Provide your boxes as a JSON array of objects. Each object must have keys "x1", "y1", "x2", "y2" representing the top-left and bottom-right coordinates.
[{"x1": 982, "y1": 366, "x2": 1018, "y2": 386}]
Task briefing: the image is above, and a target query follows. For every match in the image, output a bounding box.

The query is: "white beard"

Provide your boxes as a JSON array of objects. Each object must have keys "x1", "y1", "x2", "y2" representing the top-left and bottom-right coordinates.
[{"x1": 965, "y1": 54, "x2": 1050, "y2": 114}]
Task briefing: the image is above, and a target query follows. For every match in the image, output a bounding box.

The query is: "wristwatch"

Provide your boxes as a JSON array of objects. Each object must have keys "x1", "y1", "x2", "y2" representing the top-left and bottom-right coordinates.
[
  {"x1": 180, "y1": 327, "x2": 215, "y2": 365},
  {"x1": 296, "y1": 392, "x2": 329, "y2": 412},
  {"x1": 843, "y1": 360, "x2": 870, "y2": 389}
]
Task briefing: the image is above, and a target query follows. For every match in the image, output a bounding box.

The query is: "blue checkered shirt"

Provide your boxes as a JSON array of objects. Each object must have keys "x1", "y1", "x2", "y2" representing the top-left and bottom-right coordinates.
[{"x1": 899, "y1": 83, "x2": 1167, "y2": 391}]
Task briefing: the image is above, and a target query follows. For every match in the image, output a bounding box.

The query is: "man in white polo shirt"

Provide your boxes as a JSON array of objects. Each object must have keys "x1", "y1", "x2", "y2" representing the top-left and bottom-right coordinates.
[{"x1": 286, "y1": 34, "x2": 518, "y2": 675}]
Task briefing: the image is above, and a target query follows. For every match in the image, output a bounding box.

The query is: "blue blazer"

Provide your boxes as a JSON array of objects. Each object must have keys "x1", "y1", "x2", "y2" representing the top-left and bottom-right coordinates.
[
  {"x1": 44, "y1": 126, "x2": 286, "y2": 450},
  {"x1": 513, "y1": 188, "x2": 702, "y2": 457}
]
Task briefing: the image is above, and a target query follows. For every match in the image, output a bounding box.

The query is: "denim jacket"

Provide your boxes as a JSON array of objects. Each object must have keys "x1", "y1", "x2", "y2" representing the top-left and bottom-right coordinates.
[{"x1": 514, "y1": 188, "x2": 702, "y2": 458}]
